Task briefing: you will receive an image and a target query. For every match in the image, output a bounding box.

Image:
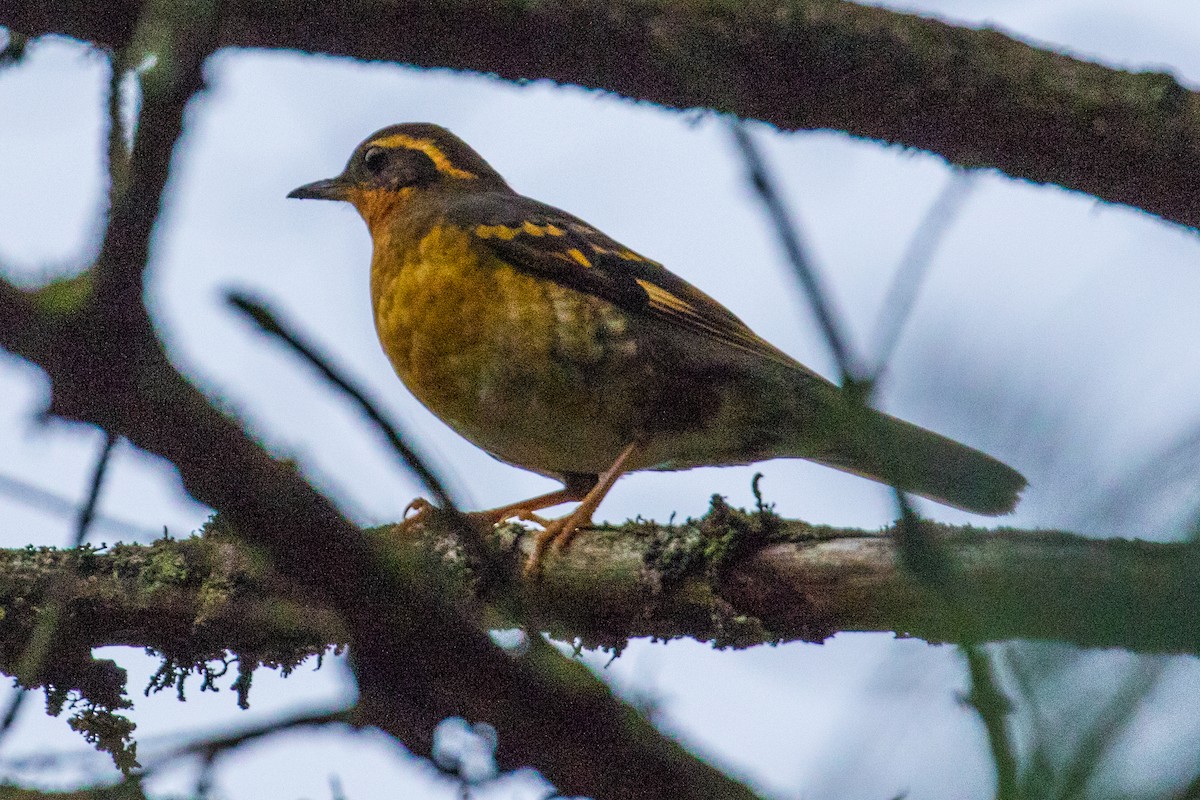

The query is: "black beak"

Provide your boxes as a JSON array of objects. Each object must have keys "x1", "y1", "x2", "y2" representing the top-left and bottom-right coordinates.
[{"x1": 287, "y1": 177, "x2": 350, "y2": 201}]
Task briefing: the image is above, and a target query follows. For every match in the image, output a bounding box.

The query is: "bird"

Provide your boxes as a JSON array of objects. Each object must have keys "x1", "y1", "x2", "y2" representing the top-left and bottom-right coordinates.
[{"x1": 288, "y1": 123, "x2": 1025, "y2": 573}]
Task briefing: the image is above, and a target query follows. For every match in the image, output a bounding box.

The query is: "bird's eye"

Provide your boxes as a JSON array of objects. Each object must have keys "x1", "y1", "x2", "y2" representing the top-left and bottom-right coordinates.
[{"x1": 363, "y1": 146, "x2": 388, "y2": 174}]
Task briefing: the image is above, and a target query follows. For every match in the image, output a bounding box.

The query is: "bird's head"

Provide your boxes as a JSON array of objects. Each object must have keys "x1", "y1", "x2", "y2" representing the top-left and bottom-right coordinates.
[{"x1": 288, "y1": 123, "x2": 510, "y2": 229}]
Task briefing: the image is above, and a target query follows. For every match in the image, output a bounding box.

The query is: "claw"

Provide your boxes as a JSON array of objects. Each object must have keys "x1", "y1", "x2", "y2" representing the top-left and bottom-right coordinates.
[
  {"x1": 403, "y1": 497, "x2": 434, "y2": 518},
  {"x1": 395, "y1": 498, "x2": 436, "y2": 533}
]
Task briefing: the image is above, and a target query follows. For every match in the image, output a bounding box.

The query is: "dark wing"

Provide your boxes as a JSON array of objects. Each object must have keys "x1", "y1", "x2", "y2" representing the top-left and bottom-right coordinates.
[{"x1": 450, "y1": 192, "x2": 807, "y2": 370}]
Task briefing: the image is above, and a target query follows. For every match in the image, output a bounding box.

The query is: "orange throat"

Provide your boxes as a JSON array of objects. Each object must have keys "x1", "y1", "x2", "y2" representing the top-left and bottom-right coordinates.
[{"x1": 348, "y1": 186, "x2": 414, "y2": 235}]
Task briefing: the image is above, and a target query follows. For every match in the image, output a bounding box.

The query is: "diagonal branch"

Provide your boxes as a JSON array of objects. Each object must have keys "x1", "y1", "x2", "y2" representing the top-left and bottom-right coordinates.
[{"x1": 732, "y1": 121, "x2": 863, "y2": 385}]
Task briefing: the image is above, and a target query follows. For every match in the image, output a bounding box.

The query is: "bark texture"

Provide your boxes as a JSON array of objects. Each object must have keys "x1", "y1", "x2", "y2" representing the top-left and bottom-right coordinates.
[
  {"x1": 2, "y1": 507, "x2": 1195, "y2": 683},
  {"x1": 4, "y1": 0, "x2": 1200, "y2": 228}
]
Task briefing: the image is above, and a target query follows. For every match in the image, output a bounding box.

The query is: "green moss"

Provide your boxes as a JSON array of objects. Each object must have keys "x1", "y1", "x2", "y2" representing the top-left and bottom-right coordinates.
[
  {"x1": 631, "y1": 482, "x2": 786, "y2": 647},
  {"x1": 639, "y1": 516, "x2": 706, "y2": 583},
  {"x1": 67, "y1": 704, "x2": 138, "y2": 774},
  {"x1": 709, "y1": 611, "x2": 773, "y2": 650},
  {"x1": 133, "y1": 541, "x2": 190, "y2": 592}
]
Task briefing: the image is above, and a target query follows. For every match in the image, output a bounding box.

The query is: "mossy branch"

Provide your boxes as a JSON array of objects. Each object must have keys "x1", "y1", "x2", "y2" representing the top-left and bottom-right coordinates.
[
  {"x1": 2, "y1": 503, "x2": 1196, "y2": 701},
  {"x1": 2, "y1": 499, "x2": 1196, "y2": 771},
  {"x1": 4, "y1": 0, "x2": 1200, "y2": 229}
]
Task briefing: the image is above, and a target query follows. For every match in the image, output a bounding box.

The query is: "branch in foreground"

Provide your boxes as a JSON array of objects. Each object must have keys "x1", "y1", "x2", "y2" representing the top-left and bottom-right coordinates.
[
  {"x1": 1, "y1": 505, "x2": 1195, "y2": 669},
  {"x1": 5, "y1": 0, "x2": 1200, "y2": 229}
]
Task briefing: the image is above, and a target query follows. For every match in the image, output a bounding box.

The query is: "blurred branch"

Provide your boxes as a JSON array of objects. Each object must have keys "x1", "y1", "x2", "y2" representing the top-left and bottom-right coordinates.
[
  {"x1": 148, "y1": 707, "x2": 355, "y2": 768},
  {"x1": 227, "y1": 292, "x2": 456, "y2": 513},
  {"x1": 736, "y1": 90, "x2": 1018, "y2": 792},
  {"x1": 0, "y1": 471, "x2": 162, "y2": 541},
  {"x1": 5, "y1": 0, "x2": 1200, "y2": 230},
  {"x1": 891, "y1": 492, "x2": 1019, "y2": 797},
  {"x1": 91, "y1": 0, "x2": 216, "y2": 310},
  {"x1": 962, "y1": 645, "x2": 1017, "y2": 800},
  {"x1": 1051, "y1": 659, "x2": 1165, "y2": 800},
  {"x1": 0, "y1": 433, "x2": 123, "y2": 766},
  {"x1": 0, "y1": 512, "x2": 1197, "y2": 661},
  {"x1": 869, "y1": 170, "x2": 977, "y2": 377},
  {"x1": 0, "y1": 29, "x2": 28, "y2": 67}
]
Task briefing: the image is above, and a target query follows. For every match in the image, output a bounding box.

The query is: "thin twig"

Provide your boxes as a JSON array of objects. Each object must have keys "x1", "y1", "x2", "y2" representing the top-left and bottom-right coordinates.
[
  {"x1": 962, "y1": 645, "x2": 1019, "y2": 800},
  {"x1": 733, "y1": 119, "x2": 1020, "y2": 794},
  {"x1": 865, "y1": 172, "x2": 1018, "y2": 797},
  {"x1": 890, "y1": 489, "x2": 955, "y2": 595},
  {"x1": 730, "y1": 120, "x2": 863, "y2": 386},
  {"x1": 1003, "y1": 645, "x2": 1054, "y2": 793},
  {"x1": 224, "y1": 292, "x2": 512, "y2": 590},
  {"x1": 92, "y1": 0, "x2": 219, "y2": 306},
  {"x1": 137, "y1": 707, "x2": 354, "y2": 777},
  {"x1": 894, "y1": 489, "x2": 1019, "y2": 797},
  {"x1": 225, "y1": 292, "x2": 456, "y2": 512},
  {"x1": 195, "y1": 708, "x2": 354, "y2": 759},
  {"x1": 72, "y1": 432, "x2": 117, "y2": 547},
  {"x1": 105, "y1": 45, "x2": 133, "y2": 209},
  {"x1": 0, "y1": 471, "x2": 162, "y2": 541},
  {"x1": 1053, "y1": 659, "x2": 1166, "y2": 800}
]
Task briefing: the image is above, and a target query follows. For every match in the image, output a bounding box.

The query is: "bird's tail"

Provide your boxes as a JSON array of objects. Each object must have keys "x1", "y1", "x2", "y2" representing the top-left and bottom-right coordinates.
[{"x1": 808, "y1": 402, "x2": 1025, "y2": 516}]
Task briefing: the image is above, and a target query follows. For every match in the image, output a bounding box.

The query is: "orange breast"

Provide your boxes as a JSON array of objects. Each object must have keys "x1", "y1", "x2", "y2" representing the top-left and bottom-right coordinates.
[{"x1": 369, "y1": 222, "x2": 650, "y2": 475}]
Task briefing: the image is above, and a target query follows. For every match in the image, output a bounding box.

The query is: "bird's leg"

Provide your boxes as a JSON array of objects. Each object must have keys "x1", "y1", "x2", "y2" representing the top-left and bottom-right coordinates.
[
  {"x1": 397, "y1": 474, "x2": 597, "y2": 533},
  {"x1": 525, "y1": 441, "x2": 641, "y2": 576},
  {"x1": 472, "y1": 481, "x2": 594, "y2": 527}
]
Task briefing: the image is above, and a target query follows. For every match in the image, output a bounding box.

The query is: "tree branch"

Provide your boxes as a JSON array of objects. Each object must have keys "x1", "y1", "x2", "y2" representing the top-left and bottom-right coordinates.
[
  {"x1": 1, "y1": 508, "x2": 1195, "y2": 669},
  {"x1": 4, "y1": 0, "x2": 1200, "y2": 229}
]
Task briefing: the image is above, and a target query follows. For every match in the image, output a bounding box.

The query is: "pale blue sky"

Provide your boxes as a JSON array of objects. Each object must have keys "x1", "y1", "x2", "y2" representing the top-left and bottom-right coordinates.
[{"x1": 2, "y1": 2, "x2": 1200, "y2": 797}]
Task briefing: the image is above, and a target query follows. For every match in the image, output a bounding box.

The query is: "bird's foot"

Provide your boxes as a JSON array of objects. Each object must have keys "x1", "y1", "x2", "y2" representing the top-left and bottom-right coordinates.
[
  {"x1": 473, "y1": 506, "x2": 553, "y2": 528},
  {"x1": 523, "y1": 506, "x2": 594, "y2": 578},
  {"x1": 397, "y1": 498, "x2": 559, "y2": 556},
  {"x1": 395, "y1": 497, "x2": 437, "y2": 533}
]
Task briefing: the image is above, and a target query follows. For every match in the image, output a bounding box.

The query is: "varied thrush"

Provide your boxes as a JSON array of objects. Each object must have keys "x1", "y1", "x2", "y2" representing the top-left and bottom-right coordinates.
[{"x1": 289, "y1": 123, "x2": 1025, "y2": 573}]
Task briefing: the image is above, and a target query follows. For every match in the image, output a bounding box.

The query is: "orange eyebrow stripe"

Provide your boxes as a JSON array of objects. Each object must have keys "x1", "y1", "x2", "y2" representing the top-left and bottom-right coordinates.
[{"x1": 368, "y1": 134, "x2": 477, "y2": 179}]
